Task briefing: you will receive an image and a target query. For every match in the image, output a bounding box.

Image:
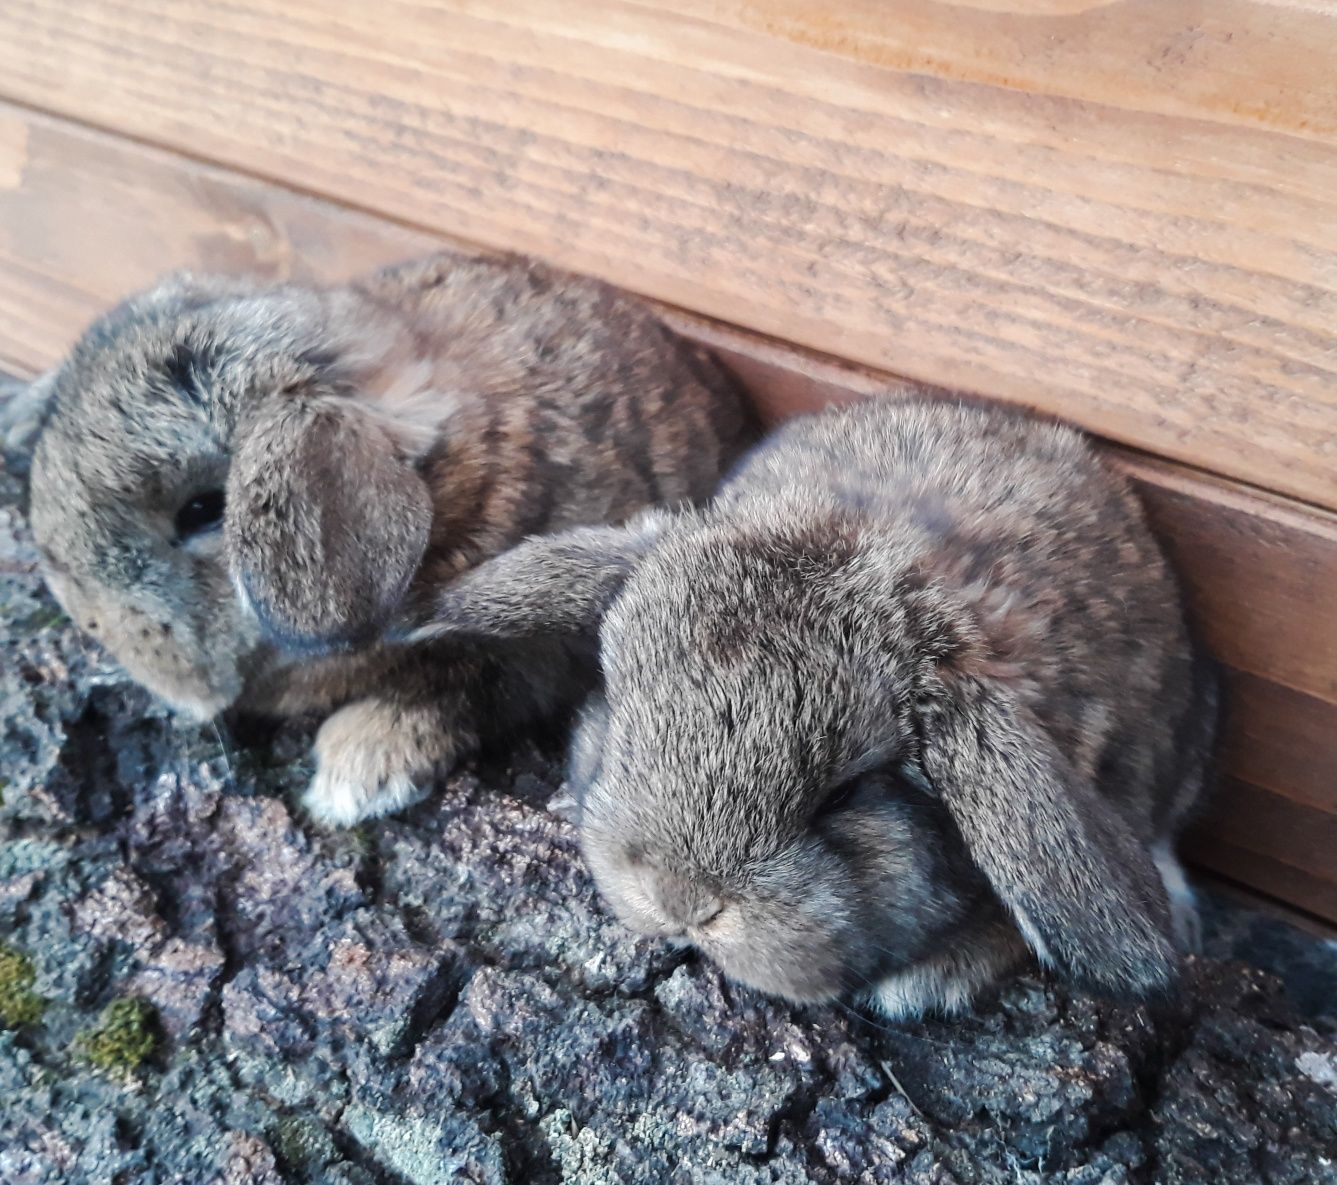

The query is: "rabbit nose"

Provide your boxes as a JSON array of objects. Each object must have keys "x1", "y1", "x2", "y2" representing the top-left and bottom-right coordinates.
[
  {"x1": 681, "y1": 898, "x2": 725, "y2": 931},
  {"x1": 650, "y1": 872, "x2": 724, "y2": 934}
]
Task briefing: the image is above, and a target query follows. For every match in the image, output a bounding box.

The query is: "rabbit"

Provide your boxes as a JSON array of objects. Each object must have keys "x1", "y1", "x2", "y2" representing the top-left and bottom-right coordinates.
[
  {"x1": 399, "y1": 394, "x2": 1221, "y2": 1016},
  {"x1": 0, "y1": 251, "x2": 756, "y2": 826}
]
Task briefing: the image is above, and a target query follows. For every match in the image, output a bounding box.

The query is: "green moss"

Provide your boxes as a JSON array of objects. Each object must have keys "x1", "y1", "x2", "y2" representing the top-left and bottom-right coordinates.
[
  {"x1": 272, "y1": 1114, "x2": 337, "y2": 1174},
  {"x1": 77, "y1": 997, "x2": 159, "y2": 1073},
  {"x1": 350, "y1": 824, "x2": 376, "y2": 855},
  {"x1": 0, "y1": 942, "x2": 46, "y2": 1028},
  {"x1": 20, "y1": 605, "x2": 68, "y2": 632}
]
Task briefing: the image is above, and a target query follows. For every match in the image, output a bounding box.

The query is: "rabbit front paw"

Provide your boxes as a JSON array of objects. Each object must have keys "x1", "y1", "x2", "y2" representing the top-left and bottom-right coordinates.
[{"x1": 303, "y1": 699, "x2": 459, "y2": 826}]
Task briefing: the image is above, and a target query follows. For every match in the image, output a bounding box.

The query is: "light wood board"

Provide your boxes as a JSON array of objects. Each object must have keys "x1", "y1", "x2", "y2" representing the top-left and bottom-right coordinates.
[{"x1": 0, "y1": 0, "x2": 1334, "y2": 507}]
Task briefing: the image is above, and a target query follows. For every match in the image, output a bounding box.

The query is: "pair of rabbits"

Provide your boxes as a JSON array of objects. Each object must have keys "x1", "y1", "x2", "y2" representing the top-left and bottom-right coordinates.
[{"x1": 2, "y1": 251, "x2": 1218, "y2": 1018}]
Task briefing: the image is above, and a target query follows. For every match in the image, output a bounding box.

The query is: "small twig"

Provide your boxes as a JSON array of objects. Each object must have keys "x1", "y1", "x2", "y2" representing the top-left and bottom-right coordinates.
[
  {"x1": 880, "y1": 1059, "x2": 927, "y2": 1123},
  {"x1": 209, "y1": 720, "x2": 236, "y2": 784}
]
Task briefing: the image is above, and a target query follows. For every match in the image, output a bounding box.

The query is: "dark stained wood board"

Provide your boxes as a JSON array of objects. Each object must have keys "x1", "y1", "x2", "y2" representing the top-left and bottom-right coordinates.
[
  {"x1": 1184, "y1": 779, "x2": 1337, "y2": 927},
  {"x1": 0, "y1": 99, "x2": 1332, "y2": 919},
  {"x1": 0, "y1": 0, "x2": 1335, "y2": 508}
]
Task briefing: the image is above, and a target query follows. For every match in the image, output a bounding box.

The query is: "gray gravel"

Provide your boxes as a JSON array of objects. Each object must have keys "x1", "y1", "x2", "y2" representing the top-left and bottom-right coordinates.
[{"x1": 0, "y1": 452, "x2": 1334, "y2": 1185}]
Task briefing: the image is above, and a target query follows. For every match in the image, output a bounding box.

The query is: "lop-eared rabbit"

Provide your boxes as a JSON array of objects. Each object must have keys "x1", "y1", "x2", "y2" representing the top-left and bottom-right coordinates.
[
  {"x1": 405, "y1": 395, "x2": 1219, "y2": 1015},
  {"x1": 1, "y1": 253, "x2": 754, "y2": 825}
]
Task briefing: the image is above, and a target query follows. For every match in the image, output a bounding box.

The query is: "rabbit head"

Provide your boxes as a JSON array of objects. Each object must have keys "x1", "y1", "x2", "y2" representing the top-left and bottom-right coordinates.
[
  {"x1": 6, "y1": 252, "x2": 752, "y2": 734},
  {"x1": 406, "y1": 400, "x2": 1211, "y2": 1012},
  {"x1": 566, "y1": 519, "x2": 1008, "y2": 1006},
  {"x1": 8, "y1": 271, "x2": 431, "y2": 719}
]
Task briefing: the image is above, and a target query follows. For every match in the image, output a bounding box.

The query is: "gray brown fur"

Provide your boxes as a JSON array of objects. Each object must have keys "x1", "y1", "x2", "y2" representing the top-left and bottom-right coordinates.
[
  {"x1": 5, "y1": 251, "x2": 754, "y2": 824},
  {"x1": 408, "y1": 396, "x2": 1220, "y2": 1015}
]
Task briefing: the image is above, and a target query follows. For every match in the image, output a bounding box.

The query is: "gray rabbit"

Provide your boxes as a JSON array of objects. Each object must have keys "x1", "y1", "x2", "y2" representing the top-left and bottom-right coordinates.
[
  {"x1": 404, "y1": 395, "x2": 1220, "y2": 1015},
  {"x1": 1, "y1": 252, "x2": 754, "y2": 825}
]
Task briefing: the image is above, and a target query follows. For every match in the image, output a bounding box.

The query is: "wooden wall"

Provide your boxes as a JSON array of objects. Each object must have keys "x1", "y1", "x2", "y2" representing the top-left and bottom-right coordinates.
[{"x1": 0, "y1": 1, "x2": 1333, "y2": 920}]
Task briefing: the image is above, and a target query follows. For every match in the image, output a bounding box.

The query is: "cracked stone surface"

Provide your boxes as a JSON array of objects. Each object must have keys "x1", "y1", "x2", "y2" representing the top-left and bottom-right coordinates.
[{"x1": 1, "y1": 452, "x2": 1335, "y2": 1185}]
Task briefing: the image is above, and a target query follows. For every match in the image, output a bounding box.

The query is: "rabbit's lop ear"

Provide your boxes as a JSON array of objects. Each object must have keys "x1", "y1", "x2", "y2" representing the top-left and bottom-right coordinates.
[
  {"x1": 0, "y1": 370, "x2": 60, "y2": 475},
  {"x1": 917, "y1": 672, "x2": 1179, "y2": 998},
  {"x1": 129, "y1": 269, "x2": 263, "y2": 313},
  {"x1": 402, "y1": 513, "x2": 670, "y2": 644},
  {"x1": 226, "y1": 396, "x2": 432, "y2": 652}
]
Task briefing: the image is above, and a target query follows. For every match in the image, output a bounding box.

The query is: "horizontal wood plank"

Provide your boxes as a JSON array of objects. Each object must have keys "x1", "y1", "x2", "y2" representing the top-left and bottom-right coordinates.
[
  {"x1": 6, "y1": 90, "x2": 1337, "y2": 707},
  {"x1": 0, "y1": 1, "x2": 1335, "y2": 507},
  {"x1": 1196, "y1": 780, "x2": 1337, "y2": 885},
  {"x1": 0, "y1": 101, "x2": 1332, "y2": 918},
  {"x1": 660, "y1": 0, "x2": 1337, "y2": 140},
  {"x1": 1122, "y1": 456, "x2": 1337, "y2": 707},
  {"x1": 1217, "y1": 672, "x2": 1337, "y2": 816},
  {"x1": 3, "y1": 100, "x2": 1336, "y2": 706},
  {"x1": 0, "y1": 106, "x2": 430, "y2": 377},
  {"x1": 1187, "y1": 840, "x2": 1337, "y2": 926},
  {"x1": 1185, "y1": 780, "x2": 1337, "y2": 922}
]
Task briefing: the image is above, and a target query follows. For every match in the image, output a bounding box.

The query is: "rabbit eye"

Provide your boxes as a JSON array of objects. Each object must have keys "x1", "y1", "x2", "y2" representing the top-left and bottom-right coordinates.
[
  {"x1": 815, "y1": 774, "x2": 864, "y2": 819},
  {"x1": 175, "y1": 489, "x2": 225, "y2": 539}
]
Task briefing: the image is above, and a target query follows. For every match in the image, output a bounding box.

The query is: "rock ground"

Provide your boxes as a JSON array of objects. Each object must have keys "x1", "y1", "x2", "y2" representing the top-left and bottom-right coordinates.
[{"x1": 0, "y1": 455, "x2": 1334, "y2": 1185}]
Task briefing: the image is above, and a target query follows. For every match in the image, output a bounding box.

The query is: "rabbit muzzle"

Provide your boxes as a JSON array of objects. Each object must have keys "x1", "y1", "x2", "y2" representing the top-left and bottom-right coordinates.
[
  {"x1": 582, "y1": 838, "x2": 864, "y2": 1005},
  {"x1": 41, "y1": 562, "x2": 258, "y2": 722}
]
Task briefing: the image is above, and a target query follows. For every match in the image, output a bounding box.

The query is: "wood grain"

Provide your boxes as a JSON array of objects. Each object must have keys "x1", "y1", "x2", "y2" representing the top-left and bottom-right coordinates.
[
  {"x1": 1129, "y1": 462, "x2": 1337, "y2": 705},
  {"x1": 0, "y1": 1, "x2": 1335, "y2": 506},
  {"x1": 1185, "y1": 779, "x2": 1337, "y2": 922},
  {"x1": 1187, "y1": 840, "x2": 1337, "y2": 925},
  {"x1": 660, "y1": 0, "x2": 1337, "y2": 139},
  {"x1": 0, "y1": 101, "x2": 1332, "y2": 916},
  {"x1": 0, "y1": 105, "x2": 429, "y2": 378},
  {"x1": 1199, "y1": 780, "x2": 1337, "y2": 885},
  {"x1": 1218, "y1": 674, "x2": 1337, "y2": 814}
]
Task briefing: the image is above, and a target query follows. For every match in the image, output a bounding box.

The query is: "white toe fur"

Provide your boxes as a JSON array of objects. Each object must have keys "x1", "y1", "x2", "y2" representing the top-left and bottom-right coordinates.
[
  {"x1": 869, "y1": 921, "x2": 1028, "y2": 1020},
  {"x1": 302, "y1": 699, "x2": 445, "y2": 827},
  {"x1": 302, "y1": 767, "x2": 427, "y2": 827},
  {"x1": 1153, "y1": 840, "x2": 1201, "y2": 953}
]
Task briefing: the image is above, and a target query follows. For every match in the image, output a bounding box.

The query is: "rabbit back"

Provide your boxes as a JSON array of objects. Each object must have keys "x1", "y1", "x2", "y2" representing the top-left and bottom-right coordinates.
[
  {"x1": 717, "y1": 395, "x2": 1219, "y2": 840},
  {"x1": 406, "y1": 391, "x2": 1221, "y2": 1006},
  {"x1": 362, "y1": 254, "x2": 754, "y2": 585}
]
